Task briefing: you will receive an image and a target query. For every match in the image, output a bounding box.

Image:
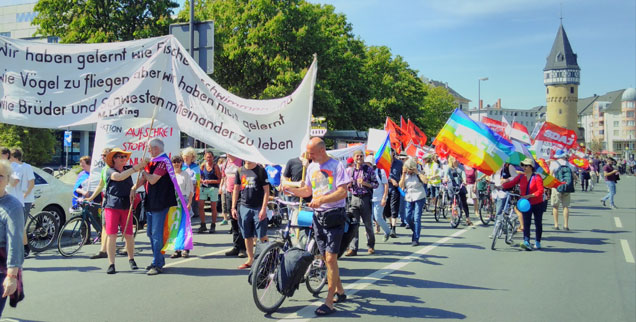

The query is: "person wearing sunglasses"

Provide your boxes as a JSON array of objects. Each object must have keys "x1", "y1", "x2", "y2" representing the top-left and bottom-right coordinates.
[{"x1": 501, "y1": 158, "x2": 545, "y2": 250}]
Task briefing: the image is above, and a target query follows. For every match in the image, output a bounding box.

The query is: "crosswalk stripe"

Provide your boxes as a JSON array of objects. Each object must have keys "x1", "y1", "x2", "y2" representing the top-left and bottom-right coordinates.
[
  {"x1": 620, "y1": 239, "x2": 635, "y2": 264},
  {"x1": 614, "y1": 217, "x2": 623, "y2": 228}
]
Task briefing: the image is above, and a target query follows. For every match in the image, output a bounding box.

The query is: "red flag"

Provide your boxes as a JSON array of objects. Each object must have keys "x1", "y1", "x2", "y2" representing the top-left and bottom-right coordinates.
[
  {"x1": 407, "y1": 119, "x2": 428, "y2": 146},
  {"x1": 384, "y1": 117, "x2": 410, "y2": 154},
  {"x1": 400, "y1": 115, "x2": 407, "y2": 131},
  {"x1": 510, "y1": 122, "x2": 531, "y2": 144},
  {"x1": 481, "y1": 117, "x2": 507, "y2": 138},
  {"x1": 535, "y1": 122, "x2": 578, "y2": 149}
]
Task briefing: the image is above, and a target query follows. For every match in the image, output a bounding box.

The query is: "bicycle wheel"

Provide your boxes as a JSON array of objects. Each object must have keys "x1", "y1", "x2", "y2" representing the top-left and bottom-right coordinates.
[
  {"x1": 478, "y1": 198, "x2": 491, "y2": 226},
  {"x1": 449, "y1": 202, "x2": 461, "y2": 228},
  {"x1": 440, "y1": 194, "x2": 448, "y2": 219},
  {"x1": 433, "y1": 197, "x2": 441, "y2": 222},
  {"x1": 305, "y1": 238, "x2": 327, "y2": 295},
  {"x1": 252, "y1": 242, "x2": 286, "y2": 314},
  {"x1": 26, "y1": 211, "x2": 58, "y2": 252},
  {"x1": 491, "y1": 221, "x2": 502, "y2": 250},
  {"x1": 506, "y1": 218, "x2": 520, "y2": 245},
  {"x1": 57, "y1": 217, "x2": 89, "y2": 257}
]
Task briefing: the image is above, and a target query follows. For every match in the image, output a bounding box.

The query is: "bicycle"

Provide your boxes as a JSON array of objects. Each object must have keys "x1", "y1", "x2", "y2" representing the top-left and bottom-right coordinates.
[
  {"x1": 448, "y1": 184, "x2": 466, "y2": 228},
  {"x1": 490, "y1": 191, "x2": 521, "y2": 250},
  {"x1": 25, "y1": 210, "x2": 59, "y2": 253},
  {"x1": 434, "y1": 183, "x2": 449, "y2": 222},
  {"x1": 57, "y1": 201, "x2": 138, "y2": 257},
  {"x1": 251, "y1": 198, "x2": 327, "y2": 314},
  {"x1": 478, "y1": 182, "x2": 495, "y2": 226}
]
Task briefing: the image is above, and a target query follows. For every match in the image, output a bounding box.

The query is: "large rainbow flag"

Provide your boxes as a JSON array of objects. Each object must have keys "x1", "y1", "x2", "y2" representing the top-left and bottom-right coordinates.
[
  {"x1": 374, "y1": 133, "x2": 392, "y2": 177},
  {"x1": 433, "y1": 109, "x2": 514, "y2": 175}
]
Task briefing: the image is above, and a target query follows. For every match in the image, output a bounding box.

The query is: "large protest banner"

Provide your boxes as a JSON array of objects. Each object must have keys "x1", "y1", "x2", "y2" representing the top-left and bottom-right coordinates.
[
  {"x1": 0, "y1": 35, "x2": 315, "y2": 165},
  {"x1": 531, "y1": 122, "x2": 577, "y2": 159}
]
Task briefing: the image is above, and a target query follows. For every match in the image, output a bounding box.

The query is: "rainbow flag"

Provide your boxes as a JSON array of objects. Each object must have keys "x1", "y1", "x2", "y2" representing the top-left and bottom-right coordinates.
[
  {"x1": 374, "y1": 133, "x2": 392, "y2": 177},
  {"x1": 433, "y1": 109, "x2": 514, "y2": 175},
  {"x1": 533, "y1": 157, "x2": 564, "y2": 189}
]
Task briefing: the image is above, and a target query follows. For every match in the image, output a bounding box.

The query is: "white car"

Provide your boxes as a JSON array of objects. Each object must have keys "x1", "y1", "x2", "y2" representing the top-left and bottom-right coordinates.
[{"x1": 32, "y1": 167, "x2": 74, "y2": 225}]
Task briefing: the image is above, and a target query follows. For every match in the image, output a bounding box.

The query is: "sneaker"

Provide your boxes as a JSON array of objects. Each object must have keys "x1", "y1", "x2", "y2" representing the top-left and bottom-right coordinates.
[
  {"x1": 237, "y1": 251, "x2": 247, "y2": 258},
  {"x1": 107, "y1": 264, "x2": 116, "y2": 274},
  {"x1": 520, "y1": 241, "x2": 533, "y2": 251},
  {"x1": 611, "y1": 205, "x2": 619, "y2": 209},
  {"x1": 411, "y1": 241, "x2": 419, "y2": 246},
  {"x1": 183, "y1": 250, "x2": 190, "y2": 258},
  {"x1": 90, "y1": 251, "x2": 107, "y2": 259},
  {"x1": 383, "y1": 234, "x2": 390, "y2": 242},
  {"x1": 129, "y1": 259, "x2": 139, "y2": 270},
  {"x1": 24, "y1": 245, "x2": 30, "y2": 258},
  {"x1": 533, "y1": 241, "x2": 542, "y2": 250},
  {"x1": 147, "y1": 267, "x2": 162, "y2": 276},
  {"x1": 225, "y1": 248, "x2": 239, "y2": 256},
  {"x1": 488, "y1": 234, "x2": 494, "y2": 239},
  {"x1": 208, "y1": 223, "x2": 216, "y2": 234},
  {"x1": 399, "y1": 222, "x2": 407, "y2": 227},
  {"x1": 600, "y1": 199, "x2": 606, "y2": 207},
  {"x1": 220, "y1": 219, "x2": 228, "y2": 225},
  {"x1": 146, "y1": 265, "x2": 154, "y2": 271}
]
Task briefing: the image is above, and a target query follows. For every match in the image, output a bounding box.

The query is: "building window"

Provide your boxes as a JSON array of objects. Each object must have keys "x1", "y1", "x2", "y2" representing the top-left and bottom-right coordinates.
[
  {"x1": 614, "y1": 121, "x2": 620, "y2": 127},
  {"x1": 600, "y1": 130, "x2": 604, "y2": 135},
  {"x1": 627, "y1": 111, "x2": 635, "y2": 118},
  {"x1": 559, "y1": 109, "x2": 562, "y2": 114},
  {"x1": 0, "y1": 32, "x2": 10, "y2": 37},
  {"x1": 628, "y1": 121, "x2": 635, "y2": 126},
  {"x1": 570, "y1": 87, "x2": 574, "y2": 94},
  {"x1": 546, "y1": 88, "x2": 549, "y2": 94}
]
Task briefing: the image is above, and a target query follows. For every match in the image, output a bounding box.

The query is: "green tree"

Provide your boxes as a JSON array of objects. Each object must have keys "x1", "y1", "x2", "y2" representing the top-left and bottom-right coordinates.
[
  {"x1": 419, "y1": 84, "x2": 456, "y2": 137},
  {"x1": 32, "y1": 0, "x2": 179, "y2": 43},
  {"x1": 0, "y1": 125, "x2": 56, "y2": 166}
]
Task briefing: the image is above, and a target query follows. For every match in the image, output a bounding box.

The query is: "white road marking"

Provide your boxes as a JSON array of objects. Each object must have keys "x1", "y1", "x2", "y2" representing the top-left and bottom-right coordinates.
[
  {"x1": 280, "y1": 228, "x2": 471, "y2": 321},
  {"x1": 163, "y1": 247, "x2": 233, "y2": 268},
  {"x1": 614, "y1": 217, "x2": 623, "y2": 228},
  {"x1": 620, "y1": 240, "x2": 635, "y2": 264}
]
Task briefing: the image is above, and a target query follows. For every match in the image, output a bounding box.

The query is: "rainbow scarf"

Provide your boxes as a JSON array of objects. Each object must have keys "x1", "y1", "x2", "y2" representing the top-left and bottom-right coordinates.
[
  {"x1": 433, "y1": 109, "x2": 514, "y2": 175},
  {"x1": 150, "y1": 154, "x2": 193, "y2": 252}
]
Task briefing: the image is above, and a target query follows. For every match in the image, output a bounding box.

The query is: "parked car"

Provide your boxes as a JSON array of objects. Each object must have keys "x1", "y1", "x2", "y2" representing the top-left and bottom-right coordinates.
[{"x1": 32, "y1": 167, "x2": 74, "y2": 226}]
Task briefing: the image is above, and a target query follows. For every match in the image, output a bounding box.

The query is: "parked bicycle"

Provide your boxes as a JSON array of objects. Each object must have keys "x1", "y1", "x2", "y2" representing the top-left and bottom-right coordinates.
[
  {"x1": 491, "y1": 191, "x2": 521, "y2": 250},
  {"x1": 251, "y1": 198, "x2": 327, "y2": 314},
  {"x1": 57, "y1": 200, "x2": 138, "y2": 257},
  {"x1": 25, "y1": 210, "x2": 58, "y2": 253}
]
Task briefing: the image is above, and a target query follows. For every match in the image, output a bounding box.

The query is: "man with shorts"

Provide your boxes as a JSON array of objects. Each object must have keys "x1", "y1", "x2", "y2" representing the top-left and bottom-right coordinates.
[
  {"x1": 231, "y1": 159, "x2": 269, "y2": 269},
  {"x1": 284, "y1": 138, "x2": 351, "y2": 316},
  {"x1": 549, "y1": 149, "x2": 577, "y2": 230}
]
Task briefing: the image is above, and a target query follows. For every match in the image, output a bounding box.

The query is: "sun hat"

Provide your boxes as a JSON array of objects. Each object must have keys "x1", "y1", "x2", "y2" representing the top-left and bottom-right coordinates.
[
  {"x1": 520, "y1": 158, "x2": 535, "y2": 167},
  {"x1": 106, "y1": 148, "x2": 132, "y2": 167},
  {"x1": 554, "y1": 149, "x2": 567, "y2": 159}
]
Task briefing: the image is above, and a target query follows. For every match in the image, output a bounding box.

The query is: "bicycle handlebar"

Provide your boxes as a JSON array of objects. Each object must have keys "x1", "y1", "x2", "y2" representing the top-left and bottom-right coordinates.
[{"x1": 80, "y1": 200, "x2": 102, "y2": 208}]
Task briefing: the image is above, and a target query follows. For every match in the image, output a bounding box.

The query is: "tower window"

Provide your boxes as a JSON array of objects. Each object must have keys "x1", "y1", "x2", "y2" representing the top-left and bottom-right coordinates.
[
  {"x1": 570, "y1": 87, "x2": 574, "y2": 94},
  {"x1": 547, "y1": 88, "x2": 549, "y2": 94},
  {"x1": 559, "y1": 109, "x2": 562, "y2": 114}
]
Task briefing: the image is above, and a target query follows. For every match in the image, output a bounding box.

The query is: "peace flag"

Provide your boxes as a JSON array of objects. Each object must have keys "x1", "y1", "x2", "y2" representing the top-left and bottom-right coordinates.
[
  {"x1": 433, "y1": 109, "x2": 514, "y2": 175},
  {"x1": 374, "y1": 133, "x2": 392, "y2": 177}
]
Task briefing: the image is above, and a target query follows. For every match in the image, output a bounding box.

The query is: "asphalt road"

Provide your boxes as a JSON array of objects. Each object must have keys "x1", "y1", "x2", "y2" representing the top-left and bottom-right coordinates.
[{"x1": 5, "y1": 176, "x2": 635, "y2": 322}]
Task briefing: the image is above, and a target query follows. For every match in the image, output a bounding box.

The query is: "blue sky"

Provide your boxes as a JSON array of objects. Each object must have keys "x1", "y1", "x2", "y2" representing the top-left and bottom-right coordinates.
[{"x1": 174, "y1": 0, "x2": 635, "y2": 110}]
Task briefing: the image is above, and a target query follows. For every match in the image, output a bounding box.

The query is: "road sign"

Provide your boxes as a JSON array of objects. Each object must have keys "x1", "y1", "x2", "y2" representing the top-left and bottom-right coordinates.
[
  {"x1": 63, "y1": 131, "x2": 72, "y2": 147},
  {"x1": 169, "y1": 21, "x2": 215, "y2": 74}
]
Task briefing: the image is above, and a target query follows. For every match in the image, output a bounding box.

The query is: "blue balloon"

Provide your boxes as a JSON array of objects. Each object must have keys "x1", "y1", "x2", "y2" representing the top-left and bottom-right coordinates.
[{"x1": 517, "y1": 198, "x2": 531, "y2": 212}]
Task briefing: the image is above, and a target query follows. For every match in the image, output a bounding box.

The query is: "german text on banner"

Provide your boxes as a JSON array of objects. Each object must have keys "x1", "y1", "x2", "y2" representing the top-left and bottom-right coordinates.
[
  {"x1": 531, "y1": 122, "x2": 578, "y2": 159},
  {"x1": 0, "y1": 35, "x2": 316, "y2": 165},
  {"x1": 433, "y1": 109, "x2": 514, "y2": 175}
]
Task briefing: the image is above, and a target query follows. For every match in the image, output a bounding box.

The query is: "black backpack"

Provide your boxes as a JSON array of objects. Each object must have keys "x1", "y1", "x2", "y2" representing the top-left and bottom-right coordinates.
[
  {"x1": 555, "y1": 165, "x2": 575, "y2": 193},
  {"x1": 276, "y1": 248, "x2": 313, "y2": 297}
]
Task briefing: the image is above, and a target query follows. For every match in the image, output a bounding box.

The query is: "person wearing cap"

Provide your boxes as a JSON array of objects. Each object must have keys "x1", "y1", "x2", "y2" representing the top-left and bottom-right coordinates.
[
  {"x1": 102, "y1": 148, "x2": 147, "y2": 274},
  {"x1": 600, "y1": 157, "x2": 619, "y2": 209},
  {"x1": 502, "y1": 158, "x2": 545, "y2": 250},
  {"x1": 345, "y1": 150, "x2": 378, "y2": 256},
  {"x1": 549, "y1": 149, "x2": 577, "y2": 230}
]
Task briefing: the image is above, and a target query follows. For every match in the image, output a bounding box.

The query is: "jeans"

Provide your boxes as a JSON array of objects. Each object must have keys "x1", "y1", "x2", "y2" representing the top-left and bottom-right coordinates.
[
  {"x1": 601, "y1": 181, "x2": 617, "y2": 207},
  {"x1": 0, "y1": 273, "x2": 6, "y2": 317},
  {"x1": 146, "y1": 208, "x2": 169, "y2": 268},
  {"x1": 405, "y1": 198, "x2": 425, "y2": 242},
  {"x1": 522, "y1": 203, "x2": 543, "y2": 242},
  {"x1": 372, "y1": 201, "x2": 391, "y2": 236},
  {"x1": 349, "y1": 194, "x2": 375, "y2": 250},
  {"x1": 399, "y1": 194, "x2": 406, "y2": 223}
]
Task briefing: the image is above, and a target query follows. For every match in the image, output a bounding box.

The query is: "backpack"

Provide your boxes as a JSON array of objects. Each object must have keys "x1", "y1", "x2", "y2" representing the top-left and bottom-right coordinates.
[
  {"x1": 555, "y1": 165, "x2": 575, "y2": 193},
  {"x1": 276, "y1": 247, "x2": 313, "y2": 297}
]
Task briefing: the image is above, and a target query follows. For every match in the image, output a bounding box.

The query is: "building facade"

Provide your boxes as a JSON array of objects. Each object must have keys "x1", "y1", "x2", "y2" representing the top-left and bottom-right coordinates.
[{"x1": 544, "y1": 24, "x2": 580, "y2": 132}]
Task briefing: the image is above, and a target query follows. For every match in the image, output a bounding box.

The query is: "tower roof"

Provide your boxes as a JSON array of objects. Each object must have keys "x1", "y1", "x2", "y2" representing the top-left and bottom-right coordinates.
[{"x1": 544, "y1": 24, "x2": 580, "y2": 71}]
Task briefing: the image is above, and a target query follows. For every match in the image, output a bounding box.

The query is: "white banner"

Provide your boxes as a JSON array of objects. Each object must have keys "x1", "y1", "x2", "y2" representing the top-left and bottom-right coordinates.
[
  {"x1": 83, "y1": 118, "x2": 180, "y2": 192},
  {"x1": 327, "y1": 144, "x2": 366, "y2": 165},
  {"x1": 0, "y1": 35, "x2": 315, "y2": 165}
]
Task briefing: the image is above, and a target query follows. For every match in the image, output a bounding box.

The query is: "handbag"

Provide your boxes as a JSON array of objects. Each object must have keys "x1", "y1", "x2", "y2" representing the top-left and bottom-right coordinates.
[{"x1": 316, "y1": 207, "x2": 346, "y2": 228}]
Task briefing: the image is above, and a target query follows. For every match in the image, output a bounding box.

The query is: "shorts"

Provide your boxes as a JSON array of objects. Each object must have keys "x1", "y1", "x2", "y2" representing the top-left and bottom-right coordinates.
[
  {"x1": 466, "y1": 184, "x2": 477, "y2": 200},
  {"x1": 104, "y1": 208, "x2": 134, "y2": 235},
  {"x1": 550, "y1": 189, "x2": 571, "y2": 208},
  {"x1": 238, "y1": 205, "x2": 267, "y2": 239},
  {"x1": 200, "y1": 186, "x2": 219, "y2": 202},
  {"x1": 312, "y1": 212, "x2": 345, "y2": 255}
]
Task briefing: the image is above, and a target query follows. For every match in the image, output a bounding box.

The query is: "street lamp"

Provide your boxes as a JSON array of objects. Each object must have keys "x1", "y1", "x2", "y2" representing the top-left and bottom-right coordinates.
[{"x1": 478, "y1": 77, "x2": 489, "y2": 121}]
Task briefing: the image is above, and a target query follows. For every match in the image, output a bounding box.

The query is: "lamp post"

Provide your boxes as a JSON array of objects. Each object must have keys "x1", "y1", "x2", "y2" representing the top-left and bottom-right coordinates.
[{"x1": 478, "y1": 77, "x2": 489, "y2": 121}]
